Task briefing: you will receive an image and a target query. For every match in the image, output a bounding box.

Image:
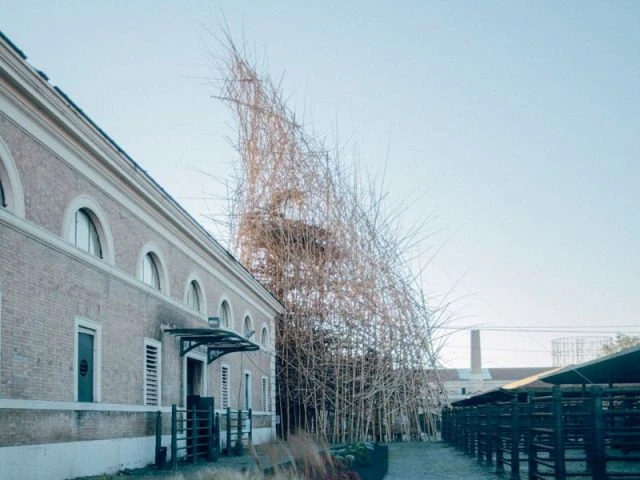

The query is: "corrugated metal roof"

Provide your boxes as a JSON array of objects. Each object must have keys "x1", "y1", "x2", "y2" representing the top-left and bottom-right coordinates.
[
  {"x1": 450, "y1": 367, "x2": 561, "y2": 407},
  {"x1": 438, "y1": 366, "x2": 551, "y2": 382},
  {"x1": 500, "y1": 367, "x2": 563, "y2": 390},
  {"x1": 540, "y1": 344, "x2": 640, "y2": 385},
  {"x1": 488, "y1": 367, "x2": 552, "y2": 381}
]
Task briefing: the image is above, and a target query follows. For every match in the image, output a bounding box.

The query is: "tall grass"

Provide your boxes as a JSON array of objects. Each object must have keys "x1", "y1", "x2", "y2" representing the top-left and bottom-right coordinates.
[{"x1": 94, "y1": 433, "x2": 355, "y2": 480}]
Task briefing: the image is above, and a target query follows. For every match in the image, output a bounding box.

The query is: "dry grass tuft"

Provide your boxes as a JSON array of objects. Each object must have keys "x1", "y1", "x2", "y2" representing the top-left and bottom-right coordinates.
[{"x1": 286, "y1": 432, "x2": 330, "y2": 479}]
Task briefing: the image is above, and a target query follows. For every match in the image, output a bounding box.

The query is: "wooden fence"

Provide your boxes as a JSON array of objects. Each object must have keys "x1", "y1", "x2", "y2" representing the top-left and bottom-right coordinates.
[{"x1": 442, "y1": 385, "x2": 640, "y2": 480}]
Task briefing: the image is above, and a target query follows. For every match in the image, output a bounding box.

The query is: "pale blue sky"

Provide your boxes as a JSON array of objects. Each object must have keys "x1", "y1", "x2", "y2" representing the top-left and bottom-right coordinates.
[{"x1": 2, "y1": 1, "x2": 639, "y2": 367}]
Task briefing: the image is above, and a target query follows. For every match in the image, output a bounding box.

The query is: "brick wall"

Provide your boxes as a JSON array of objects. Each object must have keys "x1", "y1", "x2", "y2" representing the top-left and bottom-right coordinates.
[
  {"x1": 0, "y1": 409, "x2": 165, "y2": 447},
  {"x1": 0, "y1": 89, "x2": 276, "y2": 446}
]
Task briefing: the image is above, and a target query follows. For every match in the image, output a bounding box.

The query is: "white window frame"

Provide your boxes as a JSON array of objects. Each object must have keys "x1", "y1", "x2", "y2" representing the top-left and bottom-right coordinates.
[
  {"x1": 142, "y1": 253, "x2": 161, "y2": 289},
  {"x1": 244, "y1": 370, "x2": 252, "y2": 411},
  {"x1": 144, "y1": 338, "x2": 162, "y2": 406},
  {"x1": 74, "y1": 317, "x2": 102, "y2": 403},
  {"x1": 184, "y1": 274, "x2": 206, "y2": 314},
  {"x1": 220, "y1": 363, "x2": 230, "y2": 409},
  {"x1": 61, "y1": 195, "x2": 114, "y2": 265},
  {"x1": 219, "y1": 300, "x2": 233, "y2": 330},
  {"x1": 261, "y1": 326, "x2": 270, "y2": 348},
  {"x1": 73, "y1": 208, "x2": 103, "y2": 258},
  {"x1": 136, "y1": 242, "x2": 170, "y2": 295},
  {"x1": 243, "y1": 315, "x2": 254, "y2": 338},
  {"x1": 0, "y1": 135, "x2": 25, "y2": 218}
]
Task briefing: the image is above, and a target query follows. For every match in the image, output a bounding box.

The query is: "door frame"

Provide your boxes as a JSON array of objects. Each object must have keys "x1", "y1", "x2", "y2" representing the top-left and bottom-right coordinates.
[
  {"x1": 183, "y1": 351, "x2": 207, "y2": 407},
  {"x1": 73, "y1": 317, "x2": 102, "y2": 402}
]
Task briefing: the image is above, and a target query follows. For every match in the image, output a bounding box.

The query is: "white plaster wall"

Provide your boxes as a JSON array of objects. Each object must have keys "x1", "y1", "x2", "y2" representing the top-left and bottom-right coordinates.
[
  {"x1": 251, "y1": 426, "x2": 276, "y2": 445},
  {"x1": 0, "y1": 435, "x2": 171, "y2": 480}
]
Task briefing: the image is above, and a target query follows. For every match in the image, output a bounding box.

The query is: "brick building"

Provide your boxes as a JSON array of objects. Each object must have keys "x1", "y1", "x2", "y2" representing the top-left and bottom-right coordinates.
[{"x1": 0, "y1": 32, "x2": 283, "y2": 479}]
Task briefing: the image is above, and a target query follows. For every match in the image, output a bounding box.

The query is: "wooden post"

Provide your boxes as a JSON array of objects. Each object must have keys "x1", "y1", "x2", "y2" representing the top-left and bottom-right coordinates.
[
  {"x1": 486, "y1": 405, "x2": 495, "y2": 466},
  {"x1": 591, "y1": 386, "x2": 606, "y2": 479},
  {"x1": 191, "y1": 404, "x2": 198, "y2": 464},
  {"x1": 468, "y1": 408, "x2": 474, "y2": 455},
  {"x1": 510, "y1": 397, "x2": 521, "y2": 480},
  {"x1": 460, "y1": 408, "x2": 465, "y2": 449},
  {"x1": 443, "y1": 407, "x2": 450, "y2": 442},
  {"x1": 477, "y1": 406, "x2": 484, "y2": 464},
  {"x1": 452, "y1": 409, "x2": 459, "y2": 446},
  {"x1": 552, "y1": 386, "x2": 566, "y2": 480},
  {"x1": 155, "y1": 410, "x2": 163, "y2": 467},
  {"x1": 236, "y1": 409, "x2": 243, "y2": 456},
  {"x1": 528, "y1": 404, "x2": 537, "y2": 480},
  {"x1": 463, "y1": 409, "x2": 469, "y2": 454},
  {"x1": 207, "y1": 405, "x2": 214, "y2": 461},
  {"x1": 474, "y1": 406, "x2": 481, "y2": 462},
  {"x1": 171, "y1": 404, "x2": 177, "y2": 467},
  {"x1": 524, "y1": 392, "x2": 537, "y2": 479},
  {"x1": 226, "y1": 407, "x2": 231, "y2": 457},
  {"x1": 214, "y1": 412, "x2": 221, "y2": 459},
  {"x1": 496, "y1": 403, "x2": 505, "y2": 474}
]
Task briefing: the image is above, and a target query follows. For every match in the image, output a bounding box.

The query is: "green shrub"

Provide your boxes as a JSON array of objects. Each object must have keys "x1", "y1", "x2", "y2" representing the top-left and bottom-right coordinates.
[{"x1": 331, "y1": 442, "x2": 373, "y2": 466}]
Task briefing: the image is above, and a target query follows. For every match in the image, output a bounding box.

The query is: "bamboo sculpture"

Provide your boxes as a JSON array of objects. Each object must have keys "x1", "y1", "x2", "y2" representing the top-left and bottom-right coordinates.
[{"x1": 214, "y1": 37, "x2": 448, "y2": 443}]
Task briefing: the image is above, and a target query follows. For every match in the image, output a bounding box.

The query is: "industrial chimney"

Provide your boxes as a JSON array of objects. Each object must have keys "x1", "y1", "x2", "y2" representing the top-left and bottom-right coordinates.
[{"x1": 471, "y1": 329, "x2": 482, "y2": 376}]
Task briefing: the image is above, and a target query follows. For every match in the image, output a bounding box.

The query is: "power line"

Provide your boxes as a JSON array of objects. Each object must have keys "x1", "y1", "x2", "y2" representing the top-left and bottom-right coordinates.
[
  {"x1": 445, "y1": 345, "x2": 549, "y2": 353},
  {"x1": 440, "y1": 326, "x2": 639, "y2": 334},
  {"x1": 443, "y1": 324, "x2": 639, "y2": 330}
]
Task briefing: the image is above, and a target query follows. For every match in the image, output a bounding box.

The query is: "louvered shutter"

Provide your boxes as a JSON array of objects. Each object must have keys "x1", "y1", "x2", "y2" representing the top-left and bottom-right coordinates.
[
  {"x1": 262, "y1": 377, "x2": 268, "y2": 412},
  {"x1": 144, "y1": 342, "x2": 161, "y2": 406},
  {"x1": 221, "y1": 365, "x2": 229, "y2": 409}
]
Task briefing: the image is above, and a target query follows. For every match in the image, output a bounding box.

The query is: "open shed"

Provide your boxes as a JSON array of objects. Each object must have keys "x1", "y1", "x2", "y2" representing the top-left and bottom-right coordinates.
[{"x1": 540, "y1": 343, "x2": 640, "y2": 386}]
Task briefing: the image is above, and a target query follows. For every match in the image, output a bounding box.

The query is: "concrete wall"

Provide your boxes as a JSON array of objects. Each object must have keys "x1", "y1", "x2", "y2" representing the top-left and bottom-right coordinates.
[{"x1": 0, "y1": 434, "x2": 172, "y2": 480}]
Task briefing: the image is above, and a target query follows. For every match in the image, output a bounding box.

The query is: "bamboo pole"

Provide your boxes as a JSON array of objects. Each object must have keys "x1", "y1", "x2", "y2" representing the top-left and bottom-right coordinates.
[{"x1": 212, "y1": 34, "x2": 449, "y2": 443}]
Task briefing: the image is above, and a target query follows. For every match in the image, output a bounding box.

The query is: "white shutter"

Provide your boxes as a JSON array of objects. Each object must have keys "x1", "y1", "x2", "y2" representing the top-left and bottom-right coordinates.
[
  {"x1": 144, "y1": 340, "x2": 161, "y2": 406},
  {"x1": 262, "y1": 377, "x2": 269, "y2": 412},
  {"x1": 221, "y1": 365, "x2": 229, "y2": 409}
]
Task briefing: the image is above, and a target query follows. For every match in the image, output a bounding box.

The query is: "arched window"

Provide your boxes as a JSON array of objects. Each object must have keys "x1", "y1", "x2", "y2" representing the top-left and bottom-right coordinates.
[
  {"x1": 244, "y1": 316, "x2": 253, "y2": 337},
  {"x1": 137, "y1": 243, "x2": 168, "y2": 294},
  {"x1": 63, "y1": 196, "x2": 114, "y2": 265},
  {"x1": 0, "y1": 136, "x2": 25, "y2": 217},
  {"x1": 261, "y1": 327, "x2": 269, "y2": 347},
  {"x1": 142, "y1": 253, "x2": 161, "y2": 290},
  {"x1": 72, "y1": 208, "x2": 102, "y2": 258},
  {"x1": 186, "y1": 280, "x2": 200, "y2": 312},
  {"x1": 220, "y1": 301, "x2": 230, "y2": 328}
]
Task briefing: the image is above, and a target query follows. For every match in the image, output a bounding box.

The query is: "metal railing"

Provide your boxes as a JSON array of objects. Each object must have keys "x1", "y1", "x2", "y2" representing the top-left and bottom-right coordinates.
[
  {"x1": 170, "y1": 404, "x2": 219, "y2": 465},
  {"x1": 225, "y1": 407, "x2": 252, "y2": 456},
  {"x1": 442, "y1": 385, "x2": 640, "y2": 480}
]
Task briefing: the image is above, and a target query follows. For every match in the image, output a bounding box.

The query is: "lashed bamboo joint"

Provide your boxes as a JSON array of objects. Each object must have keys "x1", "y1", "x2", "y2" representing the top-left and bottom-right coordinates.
[{"x1": 215, "y1": 37, "x2": 447, "y2": 443}]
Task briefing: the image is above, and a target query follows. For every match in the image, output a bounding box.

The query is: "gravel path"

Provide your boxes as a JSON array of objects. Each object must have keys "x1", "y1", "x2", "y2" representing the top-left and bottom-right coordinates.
[
  {"x1": 385, "y1": 442, "x2": 497, "y2": 480},
  {"x1": 76, "y1": 442, "x2": 498, "y2": 480}
]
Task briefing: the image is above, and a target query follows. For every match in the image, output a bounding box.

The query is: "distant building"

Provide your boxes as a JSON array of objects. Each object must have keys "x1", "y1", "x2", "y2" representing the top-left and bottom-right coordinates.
[
  {"x1": 440, "y1": 330, "x2": 551, "y2": 403},
  {"x1": 0, "y1": 31, "x2": 283, "y2": 479},
  {"x1": 551, "y1": 335, "x2": 612, "y2": 367}
]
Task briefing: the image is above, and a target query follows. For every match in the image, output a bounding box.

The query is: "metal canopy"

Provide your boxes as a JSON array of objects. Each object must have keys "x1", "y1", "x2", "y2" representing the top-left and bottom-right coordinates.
[
  {"x1": 540, "y1": 344, "x2": 640, "y2": 386},
  {"x1": 164, "y1": 328, "x2": 260, "y2": 364}
]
